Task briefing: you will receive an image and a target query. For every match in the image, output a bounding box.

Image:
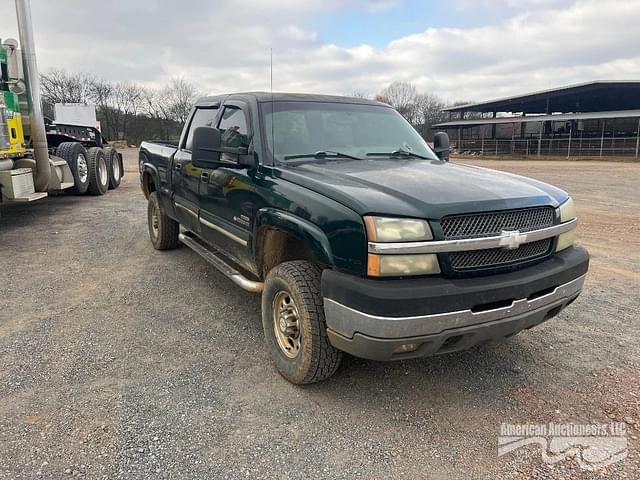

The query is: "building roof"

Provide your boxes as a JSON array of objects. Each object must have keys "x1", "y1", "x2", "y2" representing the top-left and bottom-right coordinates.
[
  {"x1": 443, "y1": 81, "x2": 640, "y2": 114},
  {"x1": 433, "y1": 109, "x2": 640, "y2": 129}
]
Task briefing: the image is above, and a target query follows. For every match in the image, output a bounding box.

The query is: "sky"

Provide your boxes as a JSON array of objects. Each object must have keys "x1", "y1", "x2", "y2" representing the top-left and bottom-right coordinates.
[{"x1": 1, "y1": 0, "x2": 639, "y2": 104}]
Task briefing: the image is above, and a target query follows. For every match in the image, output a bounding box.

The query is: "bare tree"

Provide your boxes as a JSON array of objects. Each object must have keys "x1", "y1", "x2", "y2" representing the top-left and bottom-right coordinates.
[
  {"x1": 40, "y1": 69, "x2": 95, "y2": 104},
  {"x1": 414, "y1": 93, "x2": 448, "y2": 140},
  {"x1": 378, "y1": 81, "x2": 419, "y2": 122},
  {"x1": 142, "y1": 87, "x2": 172, "y2": 138},
  {"x1": 162, "y1": 77, "x2": 199, "y2": 124}
]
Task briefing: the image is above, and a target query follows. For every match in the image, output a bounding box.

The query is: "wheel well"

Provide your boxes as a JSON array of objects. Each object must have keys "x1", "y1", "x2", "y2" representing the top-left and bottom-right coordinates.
[
  {"x1": 141, "y1": 170, "x2": 156, "y2": 199},
  {"x1": 256, "y1": 227, "x2": 320, "y2": 278}
]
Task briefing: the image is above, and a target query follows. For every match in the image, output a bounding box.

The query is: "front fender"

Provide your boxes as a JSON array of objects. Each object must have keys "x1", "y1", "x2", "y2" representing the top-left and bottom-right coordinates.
[{"x1": 254, "y1": 208, "x2": 334, "y2": 267}]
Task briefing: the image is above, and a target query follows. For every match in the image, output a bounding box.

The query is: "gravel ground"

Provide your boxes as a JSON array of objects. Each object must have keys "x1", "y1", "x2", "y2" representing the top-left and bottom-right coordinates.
[{"x1": 0, "y1": 150, "x2": 638, "y2": 479}]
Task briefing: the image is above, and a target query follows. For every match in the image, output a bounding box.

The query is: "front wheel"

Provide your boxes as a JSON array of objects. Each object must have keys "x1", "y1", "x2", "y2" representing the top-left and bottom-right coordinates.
[{"x1": 262, "y1": 261, "x2": 342, "y2": 384}]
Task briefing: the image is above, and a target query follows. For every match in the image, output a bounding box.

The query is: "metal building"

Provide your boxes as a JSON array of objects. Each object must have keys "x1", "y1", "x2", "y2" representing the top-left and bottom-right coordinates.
[{"x1": 433, "y1": 81, "x2": 640, "y2": 158}]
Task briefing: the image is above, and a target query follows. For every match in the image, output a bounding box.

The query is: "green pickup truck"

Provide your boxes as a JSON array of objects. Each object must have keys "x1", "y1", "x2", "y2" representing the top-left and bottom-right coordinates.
[{"x1": 139, "y1": 93, "x2": 589, "y2": 384}]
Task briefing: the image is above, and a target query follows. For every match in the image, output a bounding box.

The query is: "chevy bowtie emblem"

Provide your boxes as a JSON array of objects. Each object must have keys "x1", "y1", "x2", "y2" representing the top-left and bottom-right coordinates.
[{"x1": 499, "y1": 230, "x2": 527, "y2": 249}]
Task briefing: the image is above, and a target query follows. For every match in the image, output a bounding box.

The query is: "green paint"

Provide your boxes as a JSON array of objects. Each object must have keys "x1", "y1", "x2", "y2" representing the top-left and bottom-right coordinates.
[
  {"x1": 0, "y1": 46, "x2": 7, "y2": 64},
  {"x1": 3, "y1": 91, "x2": 19, "y2": 114}
]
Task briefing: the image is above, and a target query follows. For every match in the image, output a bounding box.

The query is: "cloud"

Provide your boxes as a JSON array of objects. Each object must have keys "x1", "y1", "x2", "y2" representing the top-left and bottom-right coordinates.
[{"x1": 0, "y1": 0, "x2": 638, "y2": 104}]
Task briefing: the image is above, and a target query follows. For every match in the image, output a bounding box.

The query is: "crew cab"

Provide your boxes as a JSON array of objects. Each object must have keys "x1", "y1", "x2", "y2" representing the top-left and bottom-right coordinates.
[{"x1": 139, "y1": 93, "x2": 589, "y2": 384}]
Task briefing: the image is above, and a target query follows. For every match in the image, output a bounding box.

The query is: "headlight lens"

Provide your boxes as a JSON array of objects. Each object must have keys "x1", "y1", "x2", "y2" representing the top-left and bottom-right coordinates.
[
  {"x1": 364, "y1": 216, "x2": 433, "y2": 242},
  {"x1": 368, "y1": 253, "x2": 440, "y2": 276},
  {"x1": 558, "y1": 197, "x2": 576, "y2": 223},
  {"x1": 556, "y1": 197, "x2": 577, "y2": 252}
]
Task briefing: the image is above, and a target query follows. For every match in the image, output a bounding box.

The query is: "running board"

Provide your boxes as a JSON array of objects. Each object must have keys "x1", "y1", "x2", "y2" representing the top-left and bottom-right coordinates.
[{"x1": 178, "y1": 232, "x2": 264, "y2": 293}]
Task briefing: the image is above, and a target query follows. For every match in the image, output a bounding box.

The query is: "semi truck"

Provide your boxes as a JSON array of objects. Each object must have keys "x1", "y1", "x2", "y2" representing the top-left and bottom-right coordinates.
[{"x1": 0, "y1": 0, "x2": 122, "y2": 216}]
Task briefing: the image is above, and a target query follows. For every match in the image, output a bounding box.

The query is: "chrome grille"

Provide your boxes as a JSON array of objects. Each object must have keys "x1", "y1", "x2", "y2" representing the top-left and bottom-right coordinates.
[
  {"x1": 441, "y1": 207, "x2": 555, "y2": 240},
  {"x1": 440, "y1": 207, "x2": 556, "y2": 272},
  {"x1": 449, "y1": 239, "x2": 553, "y2": 270}
]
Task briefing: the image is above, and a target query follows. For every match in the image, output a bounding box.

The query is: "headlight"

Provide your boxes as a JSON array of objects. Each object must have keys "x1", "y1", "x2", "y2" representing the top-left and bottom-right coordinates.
[
  {"x1": 364, "y1": 216, "x2": 432, "y2": 242},
  {"x1": 558, "y1": 197, "x2": 576, "y2": 223},
  {"x1": 556, "y1": 197, "x2": 577, "y2": 252},
  {"x1": 364, "y1": 216, "x2": 439, "y2": 276}
]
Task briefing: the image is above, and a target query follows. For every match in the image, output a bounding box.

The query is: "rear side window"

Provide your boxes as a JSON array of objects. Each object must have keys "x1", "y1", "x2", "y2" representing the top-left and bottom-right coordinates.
[
  {"x1": 184, "y1": 108, "x2": 219, "y2": 151},
  {"x1": 218, "y1": 107, "x2": 250, "y2": 149}
]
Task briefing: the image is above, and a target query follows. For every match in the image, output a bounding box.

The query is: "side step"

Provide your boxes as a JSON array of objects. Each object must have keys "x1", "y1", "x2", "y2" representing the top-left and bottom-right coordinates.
[{"x1": 178, "y1": 232, "x2": 264, "y2": 293}]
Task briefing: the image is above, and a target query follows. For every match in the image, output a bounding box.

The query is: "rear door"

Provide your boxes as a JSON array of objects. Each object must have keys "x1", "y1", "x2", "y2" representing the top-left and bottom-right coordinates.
[
  {"x1": 171, "y1": 106, "x2": 220, "y2": 232},
  {"x1": 198, "y1": 101, "x2": 256, "y2": 272}
]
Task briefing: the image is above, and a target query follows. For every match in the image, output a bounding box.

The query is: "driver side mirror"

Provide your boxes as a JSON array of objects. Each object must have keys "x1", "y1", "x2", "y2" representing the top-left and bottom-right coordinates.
[
  {"x1": 192, "y1": 127, "x2": 222, "y2": 167},
  {"x1": 433, "y1": 131, "x2": 450, "y2": 161},
  {"x1": 192, "y1": 126, "x2": 258, "y2": 170}
]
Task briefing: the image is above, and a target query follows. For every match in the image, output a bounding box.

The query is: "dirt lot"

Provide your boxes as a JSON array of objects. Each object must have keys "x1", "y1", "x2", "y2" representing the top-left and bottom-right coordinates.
[{"x1": 1, "y1": 150, "x2": 638, "y2": 479}]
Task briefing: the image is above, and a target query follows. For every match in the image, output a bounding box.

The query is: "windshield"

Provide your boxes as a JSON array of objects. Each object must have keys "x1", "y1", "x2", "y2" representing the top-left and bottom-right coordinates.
[{"x1": 261, "y1": 101, "x2": 439, "y2": 163}]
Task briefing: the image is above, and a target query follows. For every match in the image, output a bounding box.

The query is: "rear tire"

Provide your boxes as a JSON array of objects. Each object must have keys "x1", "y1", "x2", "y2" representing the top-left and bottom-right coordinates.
[
  {"x1": 104, "y1": 146, "x2": 122, "y2": 190},
  {"x1": 148, "y1": 192, "x2": 179, "y2": 250},
  {"x1": 262, "y1": 261, "x2": 342, "y2": 384},
  {"x1": 87, "y1": 147, "x2": 109, "y2": 195},
  {"x1": 55, "y1": 142, "x2": 89, "y2": 194}
]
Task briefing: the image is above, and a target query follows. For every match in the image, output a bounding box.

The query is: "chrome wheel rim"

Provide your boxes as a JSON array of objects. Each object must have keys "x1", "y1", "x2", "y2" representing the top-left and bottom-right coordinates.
[
  {"x1": 150, "y1": 203, "x2": 159, "y2": 238},
  {"x1": 273, "y1": 291, "x2": 301, "y2": 359},
  {"x1": 99, "y1": 158, "x2": 108, "y2": 186},
  {"x1": 77, "y1": 154, "x2": 88, "y2": 183},
  {"x1": 112, "y1": 154, "x2": 121, "y2": 181}
]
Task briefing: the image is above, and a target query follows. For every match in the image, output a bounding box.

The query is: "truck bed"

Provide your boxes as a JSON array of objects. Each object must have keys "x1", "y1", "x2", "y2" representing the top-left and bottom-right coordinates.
[{"x1": 139, "y1": 140, "x2": 178, "y2": 172}]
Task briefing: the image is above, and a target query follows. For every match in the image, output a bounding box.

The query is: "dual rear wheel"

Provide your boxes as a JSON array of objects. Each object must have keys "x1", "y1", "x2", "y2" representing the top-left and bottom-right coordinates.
[{"x1": 56, "y1": 142, "x2": 123, "y2": 195}]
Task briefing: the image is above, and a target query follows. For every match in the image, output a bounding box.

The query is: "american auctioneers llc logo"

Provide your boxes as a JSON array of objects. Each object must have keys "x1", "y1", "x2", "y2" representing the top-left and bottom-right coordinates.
[{"x1": 498, "y1": 422, "x2": 627, "y2": 470}]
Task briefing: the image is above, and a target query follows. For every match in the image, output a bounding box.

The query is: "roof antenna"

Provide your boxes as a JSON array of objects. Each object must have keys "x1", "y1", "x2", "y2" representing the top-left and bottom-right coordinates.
[{"x1": 270, "y1": 48, "x2": 275, "y2": 163}]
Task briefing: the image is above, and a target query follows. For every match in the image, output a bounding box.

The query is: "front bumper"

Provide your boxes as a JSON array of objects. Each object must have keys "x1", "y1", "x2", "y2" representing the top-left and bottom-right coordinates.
[{"x1": 321, "y1": 246, "x2": 589, "y2": 361}]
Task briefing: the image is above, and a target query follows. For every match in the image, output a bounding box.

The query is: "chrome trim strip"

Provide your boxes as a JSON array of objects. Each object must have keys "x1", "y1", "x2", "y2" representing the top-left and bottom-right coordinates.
[
  {"x1": 200, "y1": 217, "x2": 248, "y2": 246},
  {"x1": 174, "y1": 201, "x2": 198, "y2": 219},
  {"x1": 368, "y1": 218, "x2": 577, "y2": 254},
  {"x1": 324, "y1": 274, "x2": 585, "y2": 339}
]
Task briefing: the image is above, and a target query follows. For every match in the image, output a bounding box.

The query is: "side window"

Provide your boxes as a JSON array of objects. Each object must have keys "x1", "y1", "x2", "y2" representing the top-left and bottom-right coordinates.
[
  {"x1": 184, "y1": 107, "x2": 219, "y2": 151},
  {"x1": 218, "y1": 107, "x2": 250, "y2": 150}
]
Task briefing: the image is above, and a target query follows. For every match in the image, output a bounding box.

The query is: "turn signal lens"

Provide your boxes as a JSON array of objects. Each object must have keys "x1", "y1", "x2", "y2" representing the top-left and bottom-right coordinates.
[
  {"x1": 368, "y1": 253, "x2": 440, "y2": 277},
  {"x1": 556, "y1": 230, "x2": 576, "y2": 252}
]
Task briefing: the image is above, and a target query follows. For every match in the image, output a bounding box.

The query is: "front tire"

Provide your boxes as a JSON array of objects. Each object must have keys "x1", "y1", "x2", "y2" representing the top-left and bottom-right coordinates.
[
  {"x1": 262, "y1": 261, "x2": 342, "y2": 384},
  {"x1": 147, "y1": 192, "x2": 179, "y2": 250}
]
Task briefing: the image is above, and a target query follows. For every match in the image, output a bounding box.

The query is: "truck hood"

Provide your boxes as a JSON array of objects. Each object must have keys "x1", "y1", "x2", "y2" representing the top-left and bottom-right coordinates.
[{"x1": 278, "y1": 159, "x2": 568, "y2": 218}]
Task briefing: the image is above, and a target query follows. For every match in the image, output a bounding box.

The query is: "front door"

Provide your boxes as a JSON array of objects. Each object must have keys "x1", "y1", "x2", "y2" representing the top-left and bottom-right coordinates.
[
  {"x1": 171, "y1": 106, "x2": 220, "y2": 232},
  {"x1": 198, "y1": 102, "x2": 257, "y2": 272}
]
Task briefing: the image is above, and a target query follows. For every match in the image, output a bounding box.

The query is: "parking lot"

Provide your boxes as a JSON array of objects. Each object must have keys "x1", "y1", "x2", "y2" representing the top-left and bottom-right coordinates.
[{"x1": 1, "y1": 150, "x2": 638, "y2": 479}]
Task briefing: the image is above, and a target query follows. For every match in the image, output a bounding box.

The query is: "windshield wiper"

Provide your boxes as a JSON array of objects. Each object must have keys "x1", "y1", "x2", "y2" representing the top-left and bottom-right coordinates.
[
  {"x1": 284, "y1": 150, "x2": 362, "y2": 161},
  {"x1": 366, "y1": 148, "x2": 431, "y2": 160}
]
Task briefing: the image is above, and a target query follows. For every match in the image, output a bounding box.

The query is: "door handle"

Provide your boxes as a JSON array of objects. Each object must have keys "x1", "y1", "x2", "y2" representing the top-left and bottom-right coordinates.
[
  {"x1": 201, "y1": 171, "x2": 210, "y2": 181},
  {"x1": 174, "y1": 163, "x2": 182, "y2": 171}
]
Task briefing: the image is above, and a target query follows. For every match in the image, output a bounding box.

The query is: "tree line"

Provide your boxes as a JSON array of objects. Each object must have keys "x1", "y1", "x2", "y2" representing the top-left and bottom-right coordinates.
[
  {"x1": 40, "y1": 69, "x2": 199, "y2": 145},
  {"x1": 40, "y1": 70, "x2": 462, "y2": 145}
]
